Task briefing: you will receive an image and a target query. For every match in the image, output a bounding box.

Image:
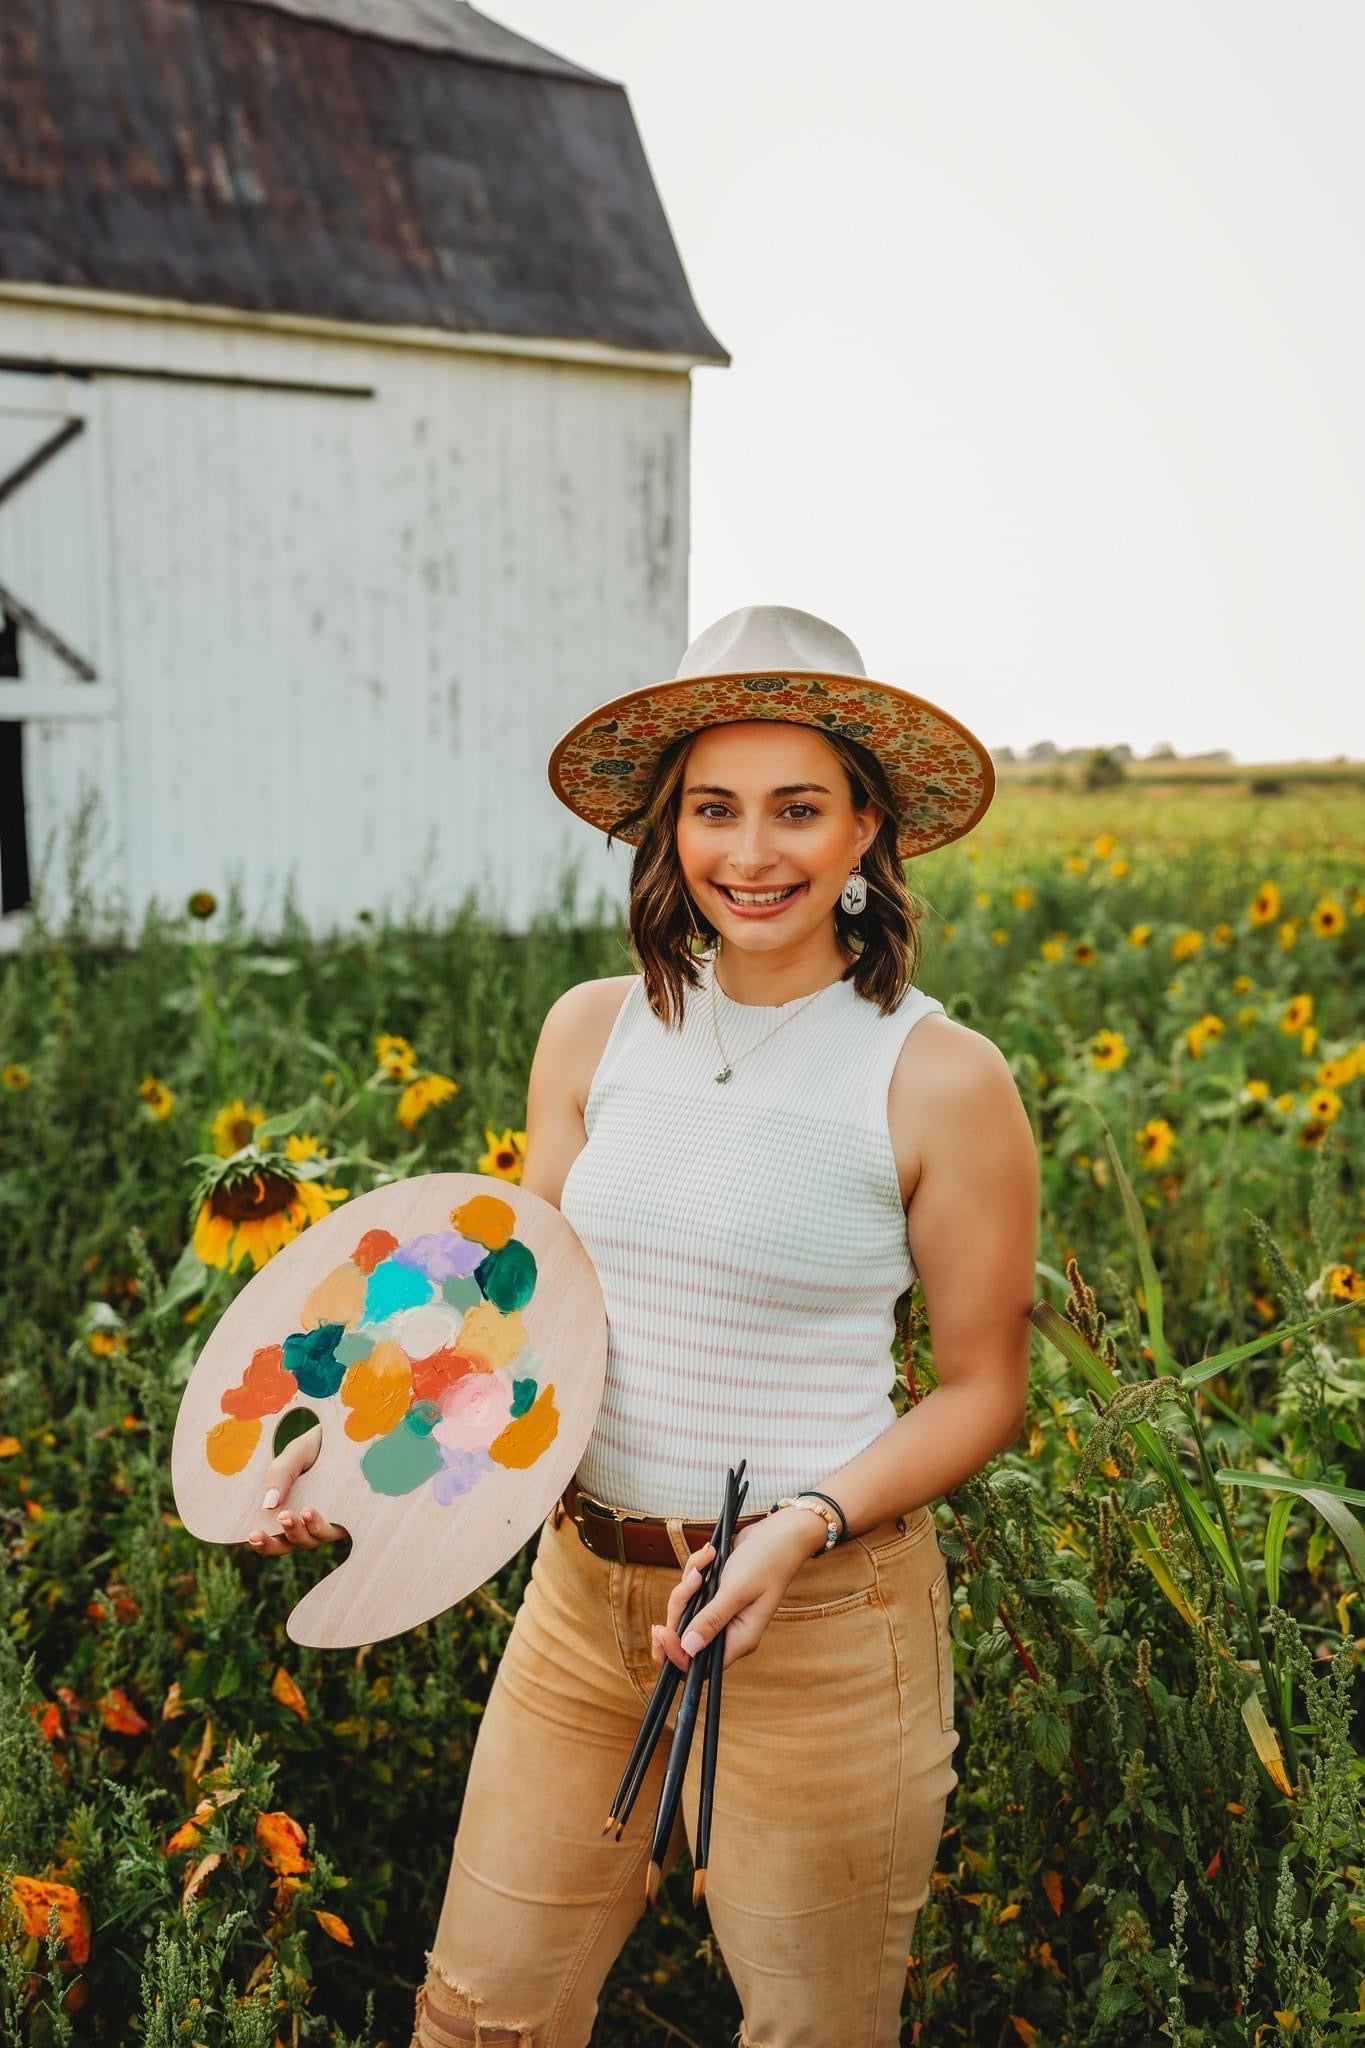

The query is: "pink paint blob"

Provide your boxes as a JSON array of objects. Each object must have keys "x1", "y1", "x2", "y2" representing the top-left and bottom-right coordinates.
[{"x1": 433, "y1": 1370, "x2": 514, "y2": 1452}]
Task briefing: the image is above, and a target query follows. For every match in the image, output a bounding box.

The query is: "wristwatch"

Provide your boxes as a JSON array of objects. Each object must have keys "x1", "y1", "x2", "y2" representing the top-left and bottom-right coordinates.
[{"x1": 770, "y1": 1494, "x2": 842, "y2": 1552}]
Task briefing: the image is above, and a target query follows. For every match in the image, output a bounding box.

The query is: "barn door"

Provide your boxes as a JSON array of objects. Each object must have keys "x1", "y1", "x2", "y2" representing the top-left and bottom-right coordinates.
[{"x1": 0, "y1": 370, "x2": 118, "y2": 932}]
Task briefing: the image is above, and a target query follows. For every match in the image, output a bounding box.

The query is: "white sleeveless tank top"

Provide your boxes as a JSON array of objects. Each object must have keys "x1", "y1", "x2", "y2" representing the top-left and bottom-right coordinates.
[{"x1": 559, "y1": 952, "x2": 945, "y2": 1518}]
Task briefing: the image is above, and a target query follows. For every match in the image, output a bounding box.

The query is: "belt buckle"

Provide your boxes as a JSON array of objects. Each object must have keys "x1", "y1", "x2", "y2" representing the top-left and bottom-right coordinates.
[{"x1": 573, "y1": 1485, "x2": 640, "y2": 1564}]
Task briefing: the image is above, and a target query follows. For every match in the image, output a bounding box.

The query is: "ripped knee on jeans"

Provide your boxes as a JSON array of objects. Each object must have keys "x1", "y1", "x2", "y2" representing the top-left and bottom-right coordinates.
[{"x1": 411, "y1": 1953, "x2": 534, "y2": 2047}]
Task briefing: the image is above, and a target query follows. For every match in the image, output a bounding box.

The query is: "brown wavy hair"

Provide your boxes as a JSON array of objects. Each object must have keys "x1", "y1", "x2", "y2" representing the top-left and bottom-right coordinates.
[{"x1": 606, "y1": 725, "x2": 924, "y2": 1026}]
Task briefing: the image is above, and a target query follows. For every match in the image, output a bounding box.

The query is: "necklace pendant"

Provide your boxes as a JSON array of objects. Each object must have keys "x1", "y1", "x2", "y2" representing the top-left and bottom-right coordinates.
[{"x1": 714, "y1": 1065, "x2": 733, "y2": 1084}]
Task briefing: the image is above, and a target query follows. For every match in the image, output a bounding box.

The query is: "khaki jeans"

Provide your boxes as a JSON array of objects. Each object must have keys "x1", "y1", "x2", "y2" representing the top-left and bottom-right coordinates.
[{"x1": 413, "y1": 1496, "x2": 959, "y2": 2048}]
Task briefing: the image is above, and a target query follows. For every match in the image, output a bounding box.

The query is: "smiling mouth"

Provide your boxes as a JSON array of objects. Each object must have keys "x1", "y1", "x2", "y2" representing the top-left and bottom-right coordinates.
[{"x1": 713, "y1": 882, "x2": 808, "y2": 907}]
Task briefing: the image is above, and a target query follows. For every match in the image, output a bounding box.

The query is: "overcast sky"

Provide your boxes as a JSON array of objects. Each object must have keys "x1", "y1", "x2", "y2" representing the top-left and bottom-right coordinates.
[{"x1": 497, "y1": 1, "x2": 1362, "y2": 763}]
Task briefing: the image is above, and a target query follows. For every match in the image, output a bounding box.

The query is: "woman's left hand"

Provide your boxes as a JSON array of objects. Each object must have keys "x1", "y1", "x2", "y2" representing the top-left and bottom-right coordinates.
[{"x1": 651, "y1": 1510, "x2": 824, "y2": 1675}]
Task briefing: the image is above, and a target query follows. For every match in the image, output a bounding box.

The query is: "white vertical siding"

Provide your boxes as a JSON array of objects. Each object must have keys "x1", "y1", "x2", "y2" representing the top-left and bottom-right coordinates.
[{"x1": 0, "y1": 300, "x2": 693, "y2": 942}]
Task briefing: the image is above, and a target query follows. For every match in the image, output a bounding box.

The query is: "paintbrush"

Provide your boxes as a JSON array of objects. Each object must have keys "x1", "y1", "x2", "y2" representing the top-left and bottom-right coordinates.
[
  {"x1": 644, "y1": 1462, "x2": 742, "y2": 1905},
  {"x1": 690, "y1": 1573, "x2": 728, "y2": 1902},
  {"x1": 604, "y1": 1470, "x2": 747, "y2": 1840}
]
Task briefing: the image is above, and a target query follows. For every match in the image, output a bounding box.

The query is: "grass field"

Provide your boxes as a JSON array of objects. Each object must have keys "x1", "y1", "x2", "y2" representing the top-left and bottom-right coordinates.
[{"x1": 1, "y1": 779, "x2": 1361, "y2": 2046}]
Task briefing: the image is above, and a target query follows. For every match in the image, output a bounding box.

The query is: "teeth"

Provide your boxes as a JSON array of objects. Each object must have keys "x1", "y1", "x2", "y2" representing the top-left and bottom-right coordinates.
[{"x1": 722, "y1": 885, "x2": 801, "y2": 905}]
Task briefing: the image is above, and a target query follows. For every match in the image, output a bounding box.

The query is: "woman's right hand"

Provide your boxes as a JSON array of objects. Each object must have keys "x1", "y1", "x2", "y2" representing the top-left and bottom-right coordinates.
[{"x1": 245, "y1": 1424, "x2": 348, "y2": 1557}]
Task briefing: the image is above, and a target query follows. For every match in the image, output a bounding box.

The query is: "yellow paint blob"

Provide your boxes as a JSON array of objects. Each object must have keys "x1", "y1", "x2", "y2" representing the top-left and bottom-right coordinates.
[
  {"x1": 205, "y1": 1415, "x2": 262, "y2": 1474},
  {"x1": 300, "y1": 1259, "x2": 367, "y2": 1330},
  {"x1": 451, "y1": 1194, "x2": 515, "y2": 1250},
  {"x1": 457, "y1": 1300, "x2": 528, "y2": 1368},
  {"x1": 488, "y1": 1383, "x2": 560, "y2": 1469},
  {"x1": 339, "y1": 1338, "x2": 413, "y2": 1441}
]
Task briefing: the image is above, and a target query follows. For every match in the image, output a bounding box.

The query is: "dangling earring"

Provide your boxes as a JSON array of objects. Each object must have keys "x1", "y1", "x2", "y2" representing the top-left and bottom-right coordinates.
[
  {"x1": 840, "y1": 864, "x2": 868, "y2": 915},
  {"x1": 684, "y1": 890, "x2": 715, "y2": 954}
]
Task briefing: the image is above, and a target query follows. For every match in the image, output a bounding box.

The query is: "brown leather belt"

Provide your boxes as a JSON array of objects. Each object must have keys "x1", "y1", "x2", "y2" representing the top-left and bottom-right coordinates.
[{"x1": 559, "y1": 1476, "x2": 768, "y2": 1566}]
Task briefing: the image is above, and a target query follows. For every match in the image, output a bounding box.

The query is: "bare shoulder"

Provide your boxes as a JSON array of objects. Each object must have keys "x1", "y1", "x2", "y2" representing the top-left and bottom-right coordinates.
[
  {"x1": 887, "y1": 1009, "x2": 1025, "y2": 1202},
  {"x1": 535, "y1": 972, "x2": 640, "y2": 1115}
]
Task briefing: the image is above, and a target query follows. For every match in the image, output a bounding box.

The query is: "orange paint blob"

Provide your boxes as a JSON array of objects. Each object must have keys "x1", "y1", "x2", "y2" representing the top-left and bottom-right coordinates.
[
  {"x1": 410, "y1": 1347, "x2": 482, "y2": 1404},
  {"x1": 488, "y1": 1383, "x2": 560, "y2": 1469},
  {"x1": 339, "y1": 1338, "x2": 413, "y2": 1441},
  {"x1": 301, "y1": 1259, "x2": 367, "y2": 1329},
  {"x1": 205, "y1": 1415, "x2": 263, "y2": 1474},
  {"x1": 350, "y1": 1227, "x2": 400, "y2": 1274},
  {"x1": 451, "y1": 1194, "x2": 515, "y2": 1250},
  {"x1": 220, "y1": 1345, "x2": 298, "y2": 1420},
  {"x1": 458, "y1": 1301, "x2": 528, "y2": 1369}
]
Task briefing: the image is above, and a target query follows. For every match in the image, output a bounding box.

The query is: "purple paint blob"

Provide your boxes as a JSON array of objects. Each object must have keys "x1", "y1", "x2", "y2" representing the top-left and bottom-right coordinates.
[
  {"x1": 433, "y1": 1443, "x2": 495, "y2": 1505},
  {"x1": 394, "y1": 1230, "x2": 486, "y2": 1282}
]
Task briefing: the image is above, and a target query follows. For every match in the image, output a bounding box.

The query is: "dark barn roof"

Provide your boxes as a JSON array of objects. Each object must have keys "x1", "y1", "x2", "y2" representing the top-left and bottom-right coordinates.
[{"x1": 0, "y1": 0, "x2": 728, "y2": 361}]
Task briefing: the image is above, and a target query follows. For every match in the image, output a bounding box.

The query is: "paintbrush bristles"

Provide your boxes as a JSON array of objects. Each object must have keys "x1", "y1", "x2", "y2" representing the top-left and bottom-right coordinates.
[
  {"x1": 692, "y1": 1868, "x2": 707, "y2": 1903},
  {"x1": 644, "y1": 1859, "x2": 662, "y2": 1906}
]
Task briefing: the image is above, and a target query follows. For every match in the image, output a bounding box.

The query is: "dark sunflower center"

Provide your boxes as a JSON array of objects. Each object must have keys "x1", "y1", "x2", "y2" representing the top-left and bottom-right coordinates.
[{"x1": 211, "y1": 1170, "x2": 297, "y2": 1221}]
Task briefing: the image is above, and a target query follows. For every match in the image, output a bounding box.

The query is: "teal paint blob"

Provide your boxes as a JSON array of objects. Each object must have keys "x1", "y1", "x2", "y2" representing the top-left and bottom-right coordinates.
[
  {"x1": 406, "y1": 1399, "x2": 440, "y2": 1436},
  {"x1": 364, "y1": 1257, "x2": 434, "y2": 1322},
  {"x1": 441, "y1": 1274, "x2": 483, "y2": 1313},
  {"x1": 510, "y1": 1376, "x2": 538, "y2": 1418},
  {"x1": 360, "y1": 1406, "x2": 444, "y2": 1495},
  {"x1": 283, "y1": 1323, "x2": 347, "y2": 1399},
  {"x1": 474, "y1": 1238, "x2": 538, "y2": 1312}
]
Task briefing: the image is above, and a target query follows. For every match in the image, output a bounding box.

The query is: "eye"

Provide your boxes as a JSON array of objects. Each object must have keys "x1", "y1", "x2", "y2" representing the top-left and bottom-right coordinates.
[{"x1": 781, "y1": 803, "x2": 819, "y2": 820}]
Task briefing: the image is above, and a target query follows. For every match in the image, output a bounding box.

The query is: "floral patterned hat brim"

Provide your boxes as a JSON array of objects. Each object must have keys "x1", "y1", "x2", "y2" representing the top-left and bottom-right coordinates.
[{"x1": 547, "y1": 669, "x2": 996, "y2": 859}]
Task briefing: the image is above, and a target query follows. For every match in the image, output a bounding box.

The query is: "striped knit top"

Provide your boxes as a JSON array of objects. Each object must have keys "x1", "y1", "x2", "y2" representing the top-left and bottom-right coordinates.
[{"x1": 559, "y1": 950, "x2": 945, "y2": 1518}]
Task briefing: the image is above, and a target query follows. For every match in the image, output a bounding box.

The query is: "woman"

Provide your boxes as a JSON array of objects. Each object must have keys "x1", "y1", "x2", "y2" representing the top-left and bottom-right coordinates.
[{"x1": 247, "y1": 605, "x2": 1039, "y2": 2048}]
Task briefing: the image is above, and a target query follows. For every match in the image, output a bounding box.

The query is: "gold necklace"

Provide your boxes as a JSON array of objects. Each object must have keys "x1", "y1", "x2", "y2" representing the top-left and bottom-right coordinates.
[{"x1": 706, "y1": 955, "x2": 838, "y2": 1084}]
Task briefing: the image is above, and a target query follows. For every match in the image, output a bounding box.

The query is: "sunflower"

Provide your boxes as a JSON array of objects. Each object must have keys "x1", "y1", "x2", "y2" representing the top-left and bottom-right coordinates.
[
  {"x1": 137, "y1": 1074, "x2": 175, "y2": 1121},
  {"x1": 1280, "y1": 994, "x2": 1313, "y2": 1034},
  {"x1": 1211, "y1": 922, "x2": 1234, "y2": 946},
  {"x1": 1128, "y1": 924, "x2": 1152, "y2": 948},
  {"x1": 1089, "y1": 1029, "x2": 1128, "y2": 1072},
  {"x1": 210, "y1": 1096, "x2": 265, "y2": 1157},
  {"x1": 1109, "y1": 859, "x2": 1130, "y2": 878},
  {"x1": 284, "y1": 1131, "x2": 328, "y2": 1160},
  {"x1": 990, "y1": 927, "x2": 1009, "y2": 945},
  {"x1": 1316, "y1": 1053, "x2": 1358, "y2": 1088},
  {"x1": 374, "y1": 1032, "x2": 417, "y2": 1082},
  {"x1": 1274, "y1": 1092, "x2": 1297, "y2": 1114},
  {"x1": 1297, "y1": 1120, "x2": 1329, "y2": 1149},
  {"x1": 1277, "y1": 919, "x2": 1299, "y2": 950},
  {"x1": 396, "y1": 1071, "x2": 459, "y2": 1131},
  {"x1": 1040, "y1": 936, "x2": 1065, "y2": 963},
  {"x1": 1242, "y1": 1078, "x2": 1270, "y2": 1102},
  {"x1": 478, "y1": 1126, "x2": 528, "y2": 1182},
  {"x1": 1307, "y1": 1087, "x2": 1343, "y2": 1123},
  {"x1": 3, "y1": 1061, "x2": 33, "y2": 1089},
  {"x1": 1248, "y1": 881, "x2": 1280, "y2": 926},
  {"x1": 1233, "y1": 974, "x2": 1254, "y2": 995},
  {"x1": 1072, "y1": 941, "x2": 1097, "y2": 966},
  {"x1": 941, "y1": 922, "x2": 956, "y2": 941},
  {"x1": 1093, "y1": 832, "x2": 1117, "y2": 858},
  {"x1": 1170, "y1": 929, "x2": 1204, "y2": 963},
  {"x1": 1310, "y1": 896, "x2": 1346, "y2": 938},
  {"x1": 1185, "y1": 1014, "x2": 1225, "y2": 1059},
  {"x1": 1301, "y1": 1025, "x2": 1317, "y2": 1056},
  {"x1": 1064, "y1": 855, "x2": 1088, "y2": 876},
  {"x1": 1235, "y1": 1005, "x2": 1258, "y2": 1029},
  {"x1": 191, "y1": 1157, "x2": 350, "y2": 1272},
  {"x1": 1136, "y1": 1118, "x2": 1175, "y2": 1169},
  {"x1": 1011, "y1": 886, "x2": 1035, "y2": 909},
  {"x1": 186, "y1": 889, "x2": 218, "y2": 921},
  {"x1": 1326, "y1": 1264, "x2": 1365, "y2": 1302},
  {"x1": 973, "y1": 890, "x2": 991, "y2": 909}
]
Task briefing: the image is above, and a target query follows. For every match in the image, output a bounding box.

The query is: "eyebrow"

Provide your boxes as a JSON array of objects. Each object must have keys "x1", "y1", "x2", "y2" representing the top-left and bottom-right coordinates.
[{"x1": 683, "y1": 783, "x2": 832, "y2": 798}]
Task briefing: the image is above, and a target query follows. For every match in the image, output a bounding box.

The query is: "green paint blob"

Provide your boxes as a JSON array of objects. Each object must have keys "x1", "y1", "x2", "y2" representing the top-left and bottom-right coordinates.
[
  {"x1": 510, "y1": 1376, "x2": 538, "y2": 1418},
  {"x1": 360, "y1": 1406, "x2": 443, "y2": 1495},
  {"x1": 283, "y1": 1323, "x2": 347, "y2": 1398},
  {"x1": 335, "y1": 1330, "x2": 375, "y2": 1365},
  {"x1": 441, "y1": 1274, "x2": 483, "y2": 1313},
  {"x1": 475, "y1": 1238, "x2": 538, "y2": 1313}
]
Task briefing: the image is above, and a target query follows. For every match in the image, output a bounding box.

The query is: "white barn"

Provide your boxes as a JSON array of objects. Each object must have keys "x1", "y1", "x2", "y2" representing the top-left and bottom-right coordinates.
[{"x1": 0, "y1": 0, "x2": 726, "y2": 946}]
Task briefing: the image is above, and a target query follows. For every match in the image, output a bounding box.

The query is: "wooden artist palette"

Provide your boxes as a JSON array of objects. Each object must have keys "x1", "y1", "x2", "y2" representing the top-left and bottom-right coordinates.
[{"x1": 170, "y1": 1174, "x2": 607, "y2": 1648}]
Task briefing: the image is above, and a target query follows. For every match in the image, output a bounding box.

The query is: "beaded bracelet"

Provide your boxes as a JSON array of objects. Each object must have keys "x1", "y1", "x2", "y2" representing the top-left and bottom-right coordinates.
[{"x1": 796, "y1": 1488, "x2": 849, "y2": 1543}]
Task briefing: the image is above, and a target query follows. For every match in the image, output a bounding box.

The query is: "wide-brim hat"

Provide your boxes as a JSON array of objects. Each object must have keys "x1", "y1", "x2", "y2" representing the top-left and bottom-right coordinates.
[{"x1": 547, "y1": 605, "x2": 995, "y2": 860}]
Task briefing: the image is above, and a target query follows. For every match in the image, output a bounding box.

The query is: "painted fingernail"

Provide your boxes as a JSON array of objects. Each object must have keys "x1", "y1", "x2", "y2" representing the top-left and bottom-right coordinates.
[
  {"x1": 262, "y1": 1488, "x2": 280, "y2": 1510},
  {"x1": 680, "y1": 1629, "x2": 703, "y2": 1655}
]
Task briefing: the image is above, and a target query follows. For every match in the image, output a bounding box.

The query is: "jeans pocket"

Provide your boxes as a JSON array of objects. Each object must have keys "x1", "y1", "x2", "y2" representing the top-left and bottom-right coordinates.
[{"x1": 929, "y1": 1571, "x2": 955, "y2": 1733}]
